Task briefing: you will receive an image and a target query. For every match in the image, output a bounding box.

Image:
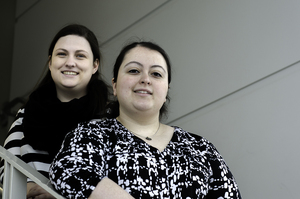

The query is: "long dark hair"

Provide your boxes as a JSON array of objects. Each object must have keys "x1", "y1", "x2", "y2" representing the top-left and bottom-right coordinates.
[
  {"x1": 34, "y1": 24, "x2": 110, "y2": 116},
  {"x1": 107, "y1": 41, "x2": 172, "y2": 120}
]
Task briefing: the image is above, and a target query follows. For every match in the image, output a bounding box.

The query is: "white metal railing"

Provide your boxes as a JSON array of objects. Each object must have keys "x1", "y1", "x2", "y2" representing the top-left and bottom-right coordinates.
[{"x1": 0, "y1": 145, "x2": 64, "y2": 199}]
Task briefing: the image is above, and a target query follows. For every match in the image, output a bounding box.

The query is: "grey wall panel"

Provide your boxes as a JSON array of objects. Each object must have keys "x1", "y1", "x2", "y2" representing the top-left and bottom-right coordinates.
[
  {"x1": 168, "y1": 64, "x2": 300, "y2": 198},
  {"x1": 8, "y1": 0, "x2": 300, "y2": 198}
]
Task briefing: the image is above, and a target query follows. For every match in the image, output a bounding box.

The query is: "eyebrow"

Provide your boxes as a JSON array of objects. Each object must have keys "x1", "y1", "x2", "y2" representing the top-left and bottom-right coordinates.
[
  {"x1": 55, "y1": 48, "x2": 88, "y2": 54},
  {"x1": 124, "y1": 61, "x2": 166, "y2": 73}
]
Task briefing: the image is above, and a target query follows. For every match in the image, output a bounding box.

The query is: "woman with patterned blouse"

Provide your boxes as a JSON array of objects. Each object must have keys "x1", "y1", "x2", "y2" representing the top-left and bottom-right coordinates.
[{"x1": 50, "y1": 41, "x2": 242, "y2": 199}]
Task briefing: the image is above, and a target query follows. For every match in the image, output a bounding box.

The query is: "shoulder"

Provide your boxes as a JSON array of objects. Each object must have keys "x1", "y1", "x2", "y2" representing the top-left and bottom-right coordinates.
[
  {"x1": 76, "y1": 118, "x2": 117, "y2": 131},
  {"x1": 65, "y1": 118, "x2": 117, "y2": 141},
  {"x1": 60, "y1": 118, "x2": 118, "y2": 153},
  {"x1": 15, "y1": 107, "x2": 25, "y2": 117},
  {"x1": 172, "y1": 126, "x2": 206, "y2": 143},
  {"x1": 4, "y1": 108, "x2": 26, "y2": 146},
  {"x1": 11, "y1": 108, "x2": 25, "y2": 126},
  {"x1": 172, "y1": 126, "x2": 220, "y2": 154}
]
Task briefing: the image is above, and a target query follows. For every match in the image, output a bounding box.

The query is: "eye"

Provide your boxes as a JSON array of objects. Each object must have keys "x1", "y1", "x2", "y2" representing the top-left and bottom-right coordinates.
[
  {"x1": 76, "y1": 53, "x2": 87, "y2": 59},
  {"x1": 57, "y1": 52, "x2": 67, "y2": 57},
  {"x1": 128, "y1": 69, "x2": 140, "y2": 74},
  {"x1": 152, "y1": 72, "x2": 162, "y2": 78}
]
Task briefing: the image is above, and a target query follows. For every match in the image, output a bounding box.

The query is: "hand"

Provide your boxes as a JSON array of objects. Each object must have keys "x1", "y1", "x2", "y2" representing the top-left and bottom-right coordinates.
[
  {"x1": 88, "y1": 178, "x2": 134, "y2": 199},
  {"x1": 27, "y1": 182, "x2": 56, "y2": 199}
]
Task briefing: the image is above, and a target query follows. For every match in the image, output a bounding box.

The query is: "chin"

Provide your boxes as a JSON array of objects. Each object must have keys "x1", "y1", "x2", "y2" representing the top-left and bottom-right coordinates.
[
  {"x1": 133, "y1": 105, "x2": 154, "y2": 112},
  {"x1": 62, "y1": 85, "x2": 76, "y2": 88}
]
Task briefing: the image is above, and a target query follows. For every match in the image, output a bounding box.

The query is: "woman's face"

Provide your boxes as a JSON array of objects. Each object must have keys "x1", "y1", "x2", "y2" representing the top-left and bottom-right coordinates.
[
  {"x1": 113, "y1": 46, "x2": 169, "y2": 117},
  {"x1": 49, "y1": 35, "x2": 98, "y2": 99}
]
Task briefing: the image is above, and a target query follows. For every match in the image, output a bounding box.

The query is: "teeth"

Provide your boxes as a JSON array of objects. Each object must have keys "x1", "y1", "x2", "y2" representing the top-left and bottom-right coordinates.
[
  {"x1": 136, "y1": 91, "x2": 149, "y2": 94},
  {"x1": 63, "y1": 71, "x2": 77, "y2": 75}
]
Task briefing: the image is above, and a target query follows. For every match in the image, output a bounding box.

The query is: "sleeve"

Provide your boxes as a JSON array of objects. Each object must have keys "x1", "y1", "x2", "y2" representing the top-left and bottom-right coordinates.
[
  {"x1": 205, "y1": 140, "x2": 242, "y2": 199},
  {"x1": 0, "y1": 108, "x2": 24, "y2": 183},
  {"x1": 49, "y1": 121, "x2": 109, "y2": 198},
  {"x1": 0, "y1": 108, "x2": 51, "y2": 183}
]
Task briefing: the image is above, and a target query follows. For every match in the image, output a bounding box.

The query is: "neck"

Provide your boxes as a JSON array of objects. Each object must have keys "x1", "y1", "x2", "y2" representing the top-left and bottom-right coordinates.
[
  {"x1": 117, "y1": 113, "x2": 160, "y2": 138},
  {"x1": 118, "y1": 105, "x2": 160, "y2": 124},
  {"x1": 56, "y1": 88, "x2": 87, "y2": 102}
]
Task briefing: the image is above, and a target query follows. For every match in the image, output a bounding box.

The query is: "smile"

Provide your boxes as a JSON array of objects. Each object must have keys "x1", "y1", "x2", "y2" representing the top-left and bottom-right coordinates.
[
  {"x1": 134, "y1": 90, "x2": 152, "y2": 95},
  {"x1": 62, "y1": 71, "x2": 79, "y2": 75}
]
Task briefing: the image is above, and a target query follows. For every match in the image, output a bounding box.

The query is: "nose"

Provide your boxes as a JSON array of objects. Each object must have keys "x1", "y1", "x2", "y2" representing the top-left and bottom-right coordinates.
[
  {"x1": 65, "y1": 56, "x2": 76, "y2": 67},
  {"x1": 140, "y1": 73, "x2": 151, "y2": 85}
]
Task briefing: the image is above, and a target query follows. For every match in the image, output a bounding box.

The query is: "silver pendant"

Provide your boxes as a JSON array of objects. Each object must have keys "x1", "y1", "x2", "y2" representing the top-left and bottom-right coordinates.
[{"x1": 146, "y1": 137, "x2": 152, "y2": 140}]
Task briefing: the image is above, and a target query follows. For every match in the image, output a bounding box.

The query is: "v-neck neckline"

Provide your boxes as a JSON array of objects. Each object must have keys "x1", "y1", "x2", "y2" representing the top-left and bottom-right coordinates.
[{"x1": 114, "y1": 118, "x2": 176, "y2": 153}]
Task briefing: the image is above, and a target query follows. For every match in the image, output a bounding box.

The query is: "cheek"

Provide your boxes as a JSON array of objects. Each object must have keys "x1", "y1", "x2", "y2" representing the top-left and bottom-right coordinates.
[
  {"x1": 159, "y1": 83, "x2": 169, "y2": 95},
  {"x1": 49, "y1": 60, "x2": 61, "y2": 70},
  {"x1": 161, "y1": 85, "x2": 169, "y2": 102},
  {"x1": 116, "y1": 85, "x2": 133, "y2": 100},
  {"x1": 113, "y1": 82, "x2": 125, "y2": 97}
]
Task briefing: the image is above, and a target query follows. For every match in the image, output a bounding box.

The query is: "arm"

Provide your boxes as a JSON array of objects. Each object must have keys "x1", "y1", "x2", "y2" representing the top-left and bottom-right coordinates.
[
  {"x1": 0, "y1": 109, "x2": 25, "y2": 182},
  {"x1": 50, "y1": 121, "x2": 120, "y2": 198},
  {"x1": 206, "y1": 141, "x2": 242, "y2": 198},
  {"x1": 0, "y1": 109, "x2": 53, "y2": 198}
]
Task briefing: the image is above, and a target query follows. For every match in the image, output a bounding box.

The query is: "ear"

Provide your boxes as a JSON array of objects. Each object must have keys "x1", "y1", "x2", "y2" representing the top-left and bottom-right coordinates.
[
  {"x1": 48, "y1": 56, "x2": 52, "y2": 70},
  {"x1": 164, "y1": 85, "x2": 170, "y2": 102},
  {"x1": 112, "y1": 78, "x2": 117, "y2": 96},
  {"x1": 93, "y1": 59, "x2": 99, "y2": 74}
]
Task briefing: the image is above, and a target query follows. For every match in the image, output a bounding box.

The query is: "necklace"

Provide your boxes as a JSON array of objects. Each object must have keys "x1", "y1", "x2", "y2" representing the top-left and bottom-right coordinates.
[
  {"x1": 138, "y1": 123, "x2": 160, "y2": 141},
  {"x1": 117, "y1": 117, "x2": 160, "y2": 141}
]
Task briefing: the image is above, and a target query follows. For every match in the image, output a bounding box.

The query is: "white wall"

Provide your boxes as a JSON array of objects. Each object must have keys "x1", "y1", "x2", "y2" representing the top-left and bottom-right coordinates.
[{"x1": 8, "y1": 0, "x2": 300, "y2": 198}]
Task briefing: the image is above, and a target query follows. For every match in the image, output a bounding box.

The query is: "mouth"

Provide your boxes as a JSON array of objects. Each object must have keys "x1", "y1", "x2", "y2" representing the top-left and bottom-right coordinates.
[
  {"x1": 61, "y1": 71, "x2": 79, "y2": 75},
  {"x1": 134, "y1": 90, "x2": 152, "y2": 95}
]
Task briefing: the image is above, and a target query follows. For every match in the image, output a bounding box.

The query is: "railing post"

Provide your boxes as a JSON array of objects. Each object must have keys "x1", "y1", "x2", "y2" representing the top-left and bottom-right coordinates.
[
  {"x1": 0, "y1": 146, "x2": 65, "y2": 199},
  {"x1": 2, "y1": 161, "x2": 10, "y2": 199},
  {"x1": 2, "y1": 161, "x2": 27, "y2": 199}
]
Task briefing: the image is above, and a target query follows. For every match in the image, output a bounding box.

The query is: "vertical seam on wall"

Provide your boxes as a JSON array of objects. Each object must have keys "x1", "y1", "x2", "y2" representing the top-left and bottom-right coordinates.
[
  {"x1": 99, "y1": 0, "x2": 173, "y2": 47},
  {"x1": 167, "y1": 60, "x2": 300, "y2": 124}
]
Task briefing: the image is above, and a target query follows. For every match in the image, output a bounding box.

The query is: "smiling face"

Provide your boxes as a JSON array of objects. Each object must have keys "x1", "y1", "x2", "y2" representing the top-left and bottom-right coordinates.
[
  {"x1": 49, "y1": 35, "x2": 98, "y2": 101},
  {"x1": 113, "y1": 46, "x2": 169, "y2": 118}
]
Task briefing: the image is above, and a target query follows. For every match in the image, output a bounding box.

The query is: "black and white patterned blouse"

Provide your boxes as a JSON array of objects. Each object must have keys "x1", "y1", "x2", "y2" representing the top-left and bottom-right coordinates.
[{"x1": 50, "y1": 118, "x2": 241, "y2": 199}]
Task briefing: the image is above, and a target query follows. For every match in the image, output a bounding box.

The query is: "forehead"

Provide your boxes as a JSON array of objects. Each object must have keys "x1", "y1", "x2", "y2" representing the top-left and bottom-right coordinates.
[
  {"x1": 54, "y1": 35, "x2": 91, "y2": 51},
  {"x1": 122, "y1": 46, "x2": 167, "y2": 69}
]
